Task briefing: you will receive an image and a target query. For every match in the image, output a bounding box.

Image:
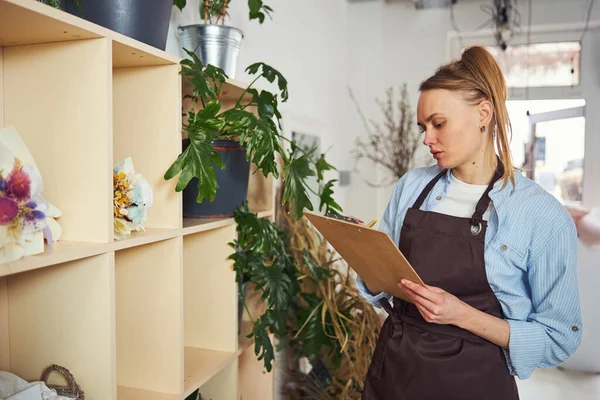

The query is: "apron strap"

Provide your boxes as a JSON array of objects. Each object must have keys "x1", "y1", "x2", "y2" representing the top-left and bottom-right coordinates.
[
  {"x1": 412, "y1": 169, "x2": 448, "y2": 210},
  {"x1": 470, "y1": 161, "x2": 504, "y2": 227}
]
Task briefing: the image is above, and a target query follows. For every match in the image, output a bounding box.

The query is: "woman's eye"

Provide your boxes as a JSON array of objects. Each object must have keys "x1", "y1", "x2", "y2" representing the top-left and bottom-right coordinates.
[
  {"x1": 434, "y1": 122, "x2": 445, "y2": 129},
  {"x1": 418, "y1": 126, "x2": 425, "y2": 133}
]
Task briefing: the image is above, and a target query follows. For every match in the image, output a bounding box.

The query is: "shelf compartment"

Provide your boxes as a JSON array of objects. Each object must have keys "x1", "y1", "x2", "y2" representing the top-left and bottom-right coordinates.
[
  {"x1": 113, "y1": 64, "x2": 182, "y2": 231},
  {"x1": 183, "y1": 347, "x2": 237, "y2": 399},
  {"x1": 115, "y1": 238, "x2": 184, "y2": 395},
  {"x1": 3, "y1": 253, "x2": 116, "y2": 400},
  {"x1": 183, "y1": 224, "x2": 237, "y2": 353},
  {"x1": 2, "y1": 37, "x2": 112, "y2": 243},
  {"x1": 0, "y1": 0, "x2": 179, "y2": 68}
]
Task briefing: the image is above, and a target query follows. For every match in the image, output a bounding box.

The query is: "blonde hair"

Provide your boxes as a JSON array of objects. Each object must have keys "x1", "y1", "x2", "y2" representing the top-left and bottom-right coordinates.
[{"x1": 419, "y1": 45, "x2": 514, "y2": 189}]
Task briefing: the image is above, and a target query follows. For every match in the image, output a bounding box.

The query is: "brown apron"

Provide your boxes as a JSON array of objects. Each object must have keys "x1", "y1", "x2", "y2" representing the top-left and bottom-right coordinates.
[{"x1": 362, "y1": 167, "x2": 519, "y2": 400}]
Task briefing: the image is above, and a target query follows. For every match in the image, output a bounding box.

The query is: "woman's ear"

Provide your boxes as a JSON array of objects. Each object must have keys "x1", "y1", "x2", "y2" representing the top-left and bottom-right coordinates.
[{"x1": 479, "y1": 100, "x2": 494, "y2": 128}]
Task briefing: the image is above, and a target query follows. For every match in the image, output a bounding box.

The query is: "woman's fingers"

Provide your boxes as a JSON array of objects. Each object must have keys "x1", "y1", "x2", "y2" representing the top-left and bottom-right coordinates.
[
  {"x1": 348, "y1": 215, "x2": 365, "y2": 226},
  {"x1": 400, "y1": 281, "x2": 439, "y2": 315}
]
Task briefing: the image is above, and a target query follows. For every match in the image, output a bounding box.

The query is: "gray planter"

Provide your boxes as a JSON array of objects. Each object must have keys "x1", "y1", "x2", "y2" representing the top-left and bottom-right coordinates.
[
  {"x1": 178, "y1": 24, "x2": 244, "y2": 78},
  {"x1": 64, "y1": 0, "x2": 173, "y2": 50}
]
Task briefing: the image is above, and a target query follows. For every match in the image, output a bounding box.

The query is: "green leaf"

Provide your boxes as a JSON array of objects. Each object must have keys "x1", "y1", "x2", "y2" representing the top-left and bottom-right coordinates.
[
  {"x1": 252, "y1": 262, "x2": 295, "y2": 311},
  {"x1": 315, "y1": 153, "x2": 336, "y2": 181},
  {"x1": 282, "y1": 154, "x2": 315, "y2": 219},
  {"x1": 245, "y1": 63, "x2": 289, "y2": 102},
  {"x1": 252, "y1": 317, "x2": 275, "y2": 372},
  {"x1": 244, "y1": 118, "x2": 281, "y2": 179},
  {"x1": 296, "y1": 293, "x2": 329, "y2": 358},
  {"x1": 319, "y1": 180, "x2": 343, "y2": 215},
  {"x1": 232, "y1": 207, "x2": 281, "y2": 255},
  {"x1": 173, "y1": 0, "x2": 186, "y2": 11},
  {"x1": 181, "y1": 49, "x2": 227, "y2": 105},
  {"x1": 248, "y1": 0, "x2": 273, "y2": 24},
  {"x1": 302, "y1": 249, "x2": 333, "y2": 281},
  {"x1": 164, "y1": 101, "x2": 225, "y2": 203}
]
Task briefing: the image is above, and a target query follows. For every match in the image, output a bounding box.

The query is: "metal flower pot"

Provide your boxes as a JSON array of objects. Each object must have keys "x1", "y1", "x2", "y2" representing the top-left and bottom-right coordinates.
[{"x1": 178, "y1": 24, "x2": 244, "y2": 78}]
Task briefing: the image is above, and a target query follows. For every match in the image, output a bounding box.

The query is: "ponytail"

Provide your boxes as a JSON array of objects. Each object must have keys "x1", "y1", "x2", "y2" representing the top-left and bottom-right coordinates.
[{"x1": 419, "y1": 46, "x2": 515, "y2": 189}]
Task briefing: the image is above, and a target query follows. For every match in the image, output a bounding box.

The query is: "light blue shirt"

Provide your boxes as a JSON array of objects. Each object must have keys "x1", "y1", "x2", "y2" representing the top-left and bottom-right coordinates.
[{"x1": 356, "y1": 165, "x2": 582, "y2": 380}]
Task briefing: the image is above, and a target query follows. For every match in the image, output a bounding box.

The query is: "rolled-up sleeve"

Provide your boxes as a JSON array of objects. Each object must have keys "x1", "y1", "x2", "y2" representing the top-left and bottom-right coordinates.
[
  {"x1": 356, "y1": 275, "x2": 392, "y2": 307},
  {"x1": 506, "y1": 221, "x2": 583, "y2": 379}
]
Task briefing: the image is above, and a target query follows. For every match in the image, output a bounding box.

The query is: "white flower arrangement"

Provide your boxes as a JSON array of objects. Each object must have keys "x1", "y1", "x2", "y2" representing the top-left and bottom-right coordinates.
[{"x1": 113, "y1": 157, "x2": 153, "y2": 240}]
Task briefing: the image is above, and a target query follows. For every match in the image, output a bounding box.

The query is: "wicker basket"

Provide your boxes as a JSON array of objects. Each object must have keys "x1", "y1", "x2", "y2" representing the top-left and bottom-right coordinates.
[{"x1": 40, "y1": 364, "x2": 85, "y2": 400}]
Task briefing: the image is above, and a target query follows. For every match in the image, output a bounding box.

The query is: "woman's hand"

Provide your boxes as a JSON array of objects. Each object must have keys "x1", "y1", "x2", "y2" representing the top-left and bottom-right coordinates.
[
  {"x1": 399, "y1": 279, "x2": 467, "y2": 325},
  {"x1": 400, "y1": 279, "x2": 510, "y2": 348}
]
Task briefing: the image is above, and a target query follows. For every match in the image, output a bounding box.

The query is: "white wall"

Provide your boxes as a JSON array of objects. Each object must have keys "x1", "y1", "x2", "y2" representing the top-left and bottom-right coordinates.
[
  {"x1": 348, "y1": 0, "x2": 600, "y2": 373},
  {"x1": 165, "y1": 0, "x2": 349, "y2": 212}
]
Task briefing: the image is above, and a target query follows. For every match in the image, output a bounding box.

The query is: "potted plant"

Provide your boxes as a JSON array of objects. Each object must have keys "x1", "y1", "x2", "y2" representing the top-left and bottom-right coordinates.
[
  {"x1": 55, "y1": 0, "x2": 173, "y2": 50},
  {"x1": 173, "y1": 0, "x2": 273, "y2": 78},
  {"x1": 164, "y1": 49, "x2": 340, "y2": 219}
]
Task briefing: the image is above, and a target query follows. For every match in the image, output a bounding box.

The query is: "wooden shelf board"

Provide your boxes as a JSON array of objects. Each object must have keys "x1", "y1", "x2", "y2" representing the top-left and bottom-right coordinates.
[
  {"x1": 183, "y1": 347, "x2": 237, "y2": 398},
  {"x1": 112, "y1": 228, "x2": 181, "y2": 252},
  {"x1": 182, "y1": 76, "x2": 251, "y2": 103},
  {"x1": 117, "y1": 386, "x2": 181, "y2": 400},
  {"x1": 0, "y1": 240, "x2": 109, "y2": 278},
  {"x1": 0, "y1": 209, "x2": 273, "y2": 278},
  {"x1": 257, "y1": 210, "x2": 274, "y2": 219},
  {"x1": 182, "y1": 217, "x2": 236, "y2": 236},
  {"x1": 0, "y1": 0, "x2": 179, "y2": 68},
  {"x1": 182, "y1": 209, "x2": 273, "y2": 236}
]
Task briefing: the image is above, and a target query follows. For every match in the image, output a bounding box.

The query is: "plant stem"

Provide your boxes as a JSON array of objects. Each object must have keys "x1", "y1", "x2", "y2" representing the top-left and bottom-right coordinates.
[
  {"x1": 235, "y1": 75, "x2": 262, "y2": 107},
  {"x1": 241, "y1": 288, "x2": 255, "y2": 323},
  {"x1": 293, "y1": 299, "x2": 324, "y2": 339},
  {"x1": 220, "y1": 0, "x2": 229, "y2": 25}
]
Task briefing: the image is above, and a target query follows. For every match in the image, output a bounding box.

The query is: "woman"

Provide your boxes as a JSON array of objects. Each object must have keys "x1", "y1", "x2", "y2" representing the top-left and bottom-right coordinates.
[{"x1": 356, "y1": 46, "x2": 582, "y2": 400}]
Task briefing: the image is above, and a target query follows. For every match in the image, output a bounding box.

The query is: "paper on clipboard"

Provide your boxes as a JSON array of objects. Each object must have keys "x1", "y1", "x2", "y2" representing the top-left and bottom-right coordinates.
[{"x1": 303, "y1": 211, "x2": 424, "y2": 303}]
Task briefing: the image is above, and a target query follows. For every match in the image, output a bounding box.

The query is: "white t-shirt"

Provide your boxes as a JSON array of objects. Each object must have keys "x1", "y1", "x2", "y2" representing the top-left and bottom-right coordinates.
[{"x1": 431, "y1": 170, "x2": 493, "y2": 221}]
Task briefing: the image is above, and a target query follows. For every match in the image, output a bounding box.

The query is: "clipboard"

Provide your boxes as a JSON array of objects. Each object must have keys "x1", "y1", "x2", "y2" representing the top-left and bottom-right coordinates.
[{"x1": 304, "y1": 211, "x2": 424, "y2": 303}]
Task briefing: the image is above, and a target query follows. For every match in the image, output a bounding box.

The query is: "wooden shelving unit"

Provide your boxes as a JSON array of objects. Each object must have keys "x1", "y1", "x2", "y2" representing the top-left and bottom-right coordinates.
[{"x1": 0, "y1": 1, "x2": 276, "y2": 399}]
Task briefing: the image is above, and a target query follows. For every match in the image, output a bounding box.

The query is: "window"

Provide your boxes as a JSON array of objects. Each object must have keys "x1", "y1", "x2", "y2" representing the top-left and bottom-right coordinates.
[{"x1": 485, "y1": 41, "x2": 581, "y2": 88}]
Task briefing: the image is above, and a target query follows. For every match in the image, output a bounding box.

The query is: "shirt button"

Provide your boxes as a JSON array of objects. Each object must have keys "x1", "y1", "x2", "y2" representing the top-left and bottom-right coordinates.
[
  {"x1": 572, "y1": 326, "x2": 579, "y2": 332},
  {"x1": 436, "y1": 196, "x2": 442, "y2": 200},
  {"x1": 501, "y1": 245, "x2": 508, "y2": 251}
]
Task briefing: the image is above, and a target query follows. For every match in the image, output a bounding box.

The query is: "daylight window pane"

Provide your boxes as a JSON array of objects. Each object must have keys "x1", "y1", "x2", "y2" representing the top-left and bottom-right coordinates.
[{"x1": 486, "y1": 42, "x2": 580, "y2": 88}]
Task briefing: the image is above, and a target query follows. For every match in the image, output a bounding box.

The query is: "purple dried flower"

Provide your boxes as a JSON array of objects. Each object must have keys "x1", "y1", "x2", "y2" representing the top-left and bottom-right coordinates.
[
  {"x1": 30, "y1": 210, "x2": 45, "y2": 220},
  {"x1": 25, "y1": 201, "x2": 37, "y2": 209},
  {"x1": 0, "y1": 178, "x2": 6, "y2": 192},
  {"x1": 0, "y1": 197, "x2": 19, "y2": 224}
]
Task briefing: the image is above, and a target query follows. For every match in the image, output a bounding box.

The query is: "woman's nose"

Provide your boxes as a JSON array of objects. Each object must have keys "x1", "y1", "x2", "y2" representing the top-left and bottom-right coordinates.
[{"x1": 423, "y1": 130, "x2": 437, "y2": 146}]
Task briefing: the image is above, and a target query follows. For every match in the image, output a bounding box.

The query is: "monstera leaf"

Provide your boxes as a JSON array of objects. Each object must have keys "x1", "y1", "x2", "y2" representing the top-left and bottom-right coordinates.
[{"x1": 164, "y1": 101, "x2": 224, "y2": 202}]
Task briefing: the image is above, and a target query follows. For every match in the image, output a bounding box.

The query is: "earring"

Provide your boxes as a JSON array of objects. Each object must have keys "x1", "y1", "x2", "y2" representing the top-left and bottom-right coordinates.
[{"x1": 481, "y1": 125, "x2": 487, "y2": 133}]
